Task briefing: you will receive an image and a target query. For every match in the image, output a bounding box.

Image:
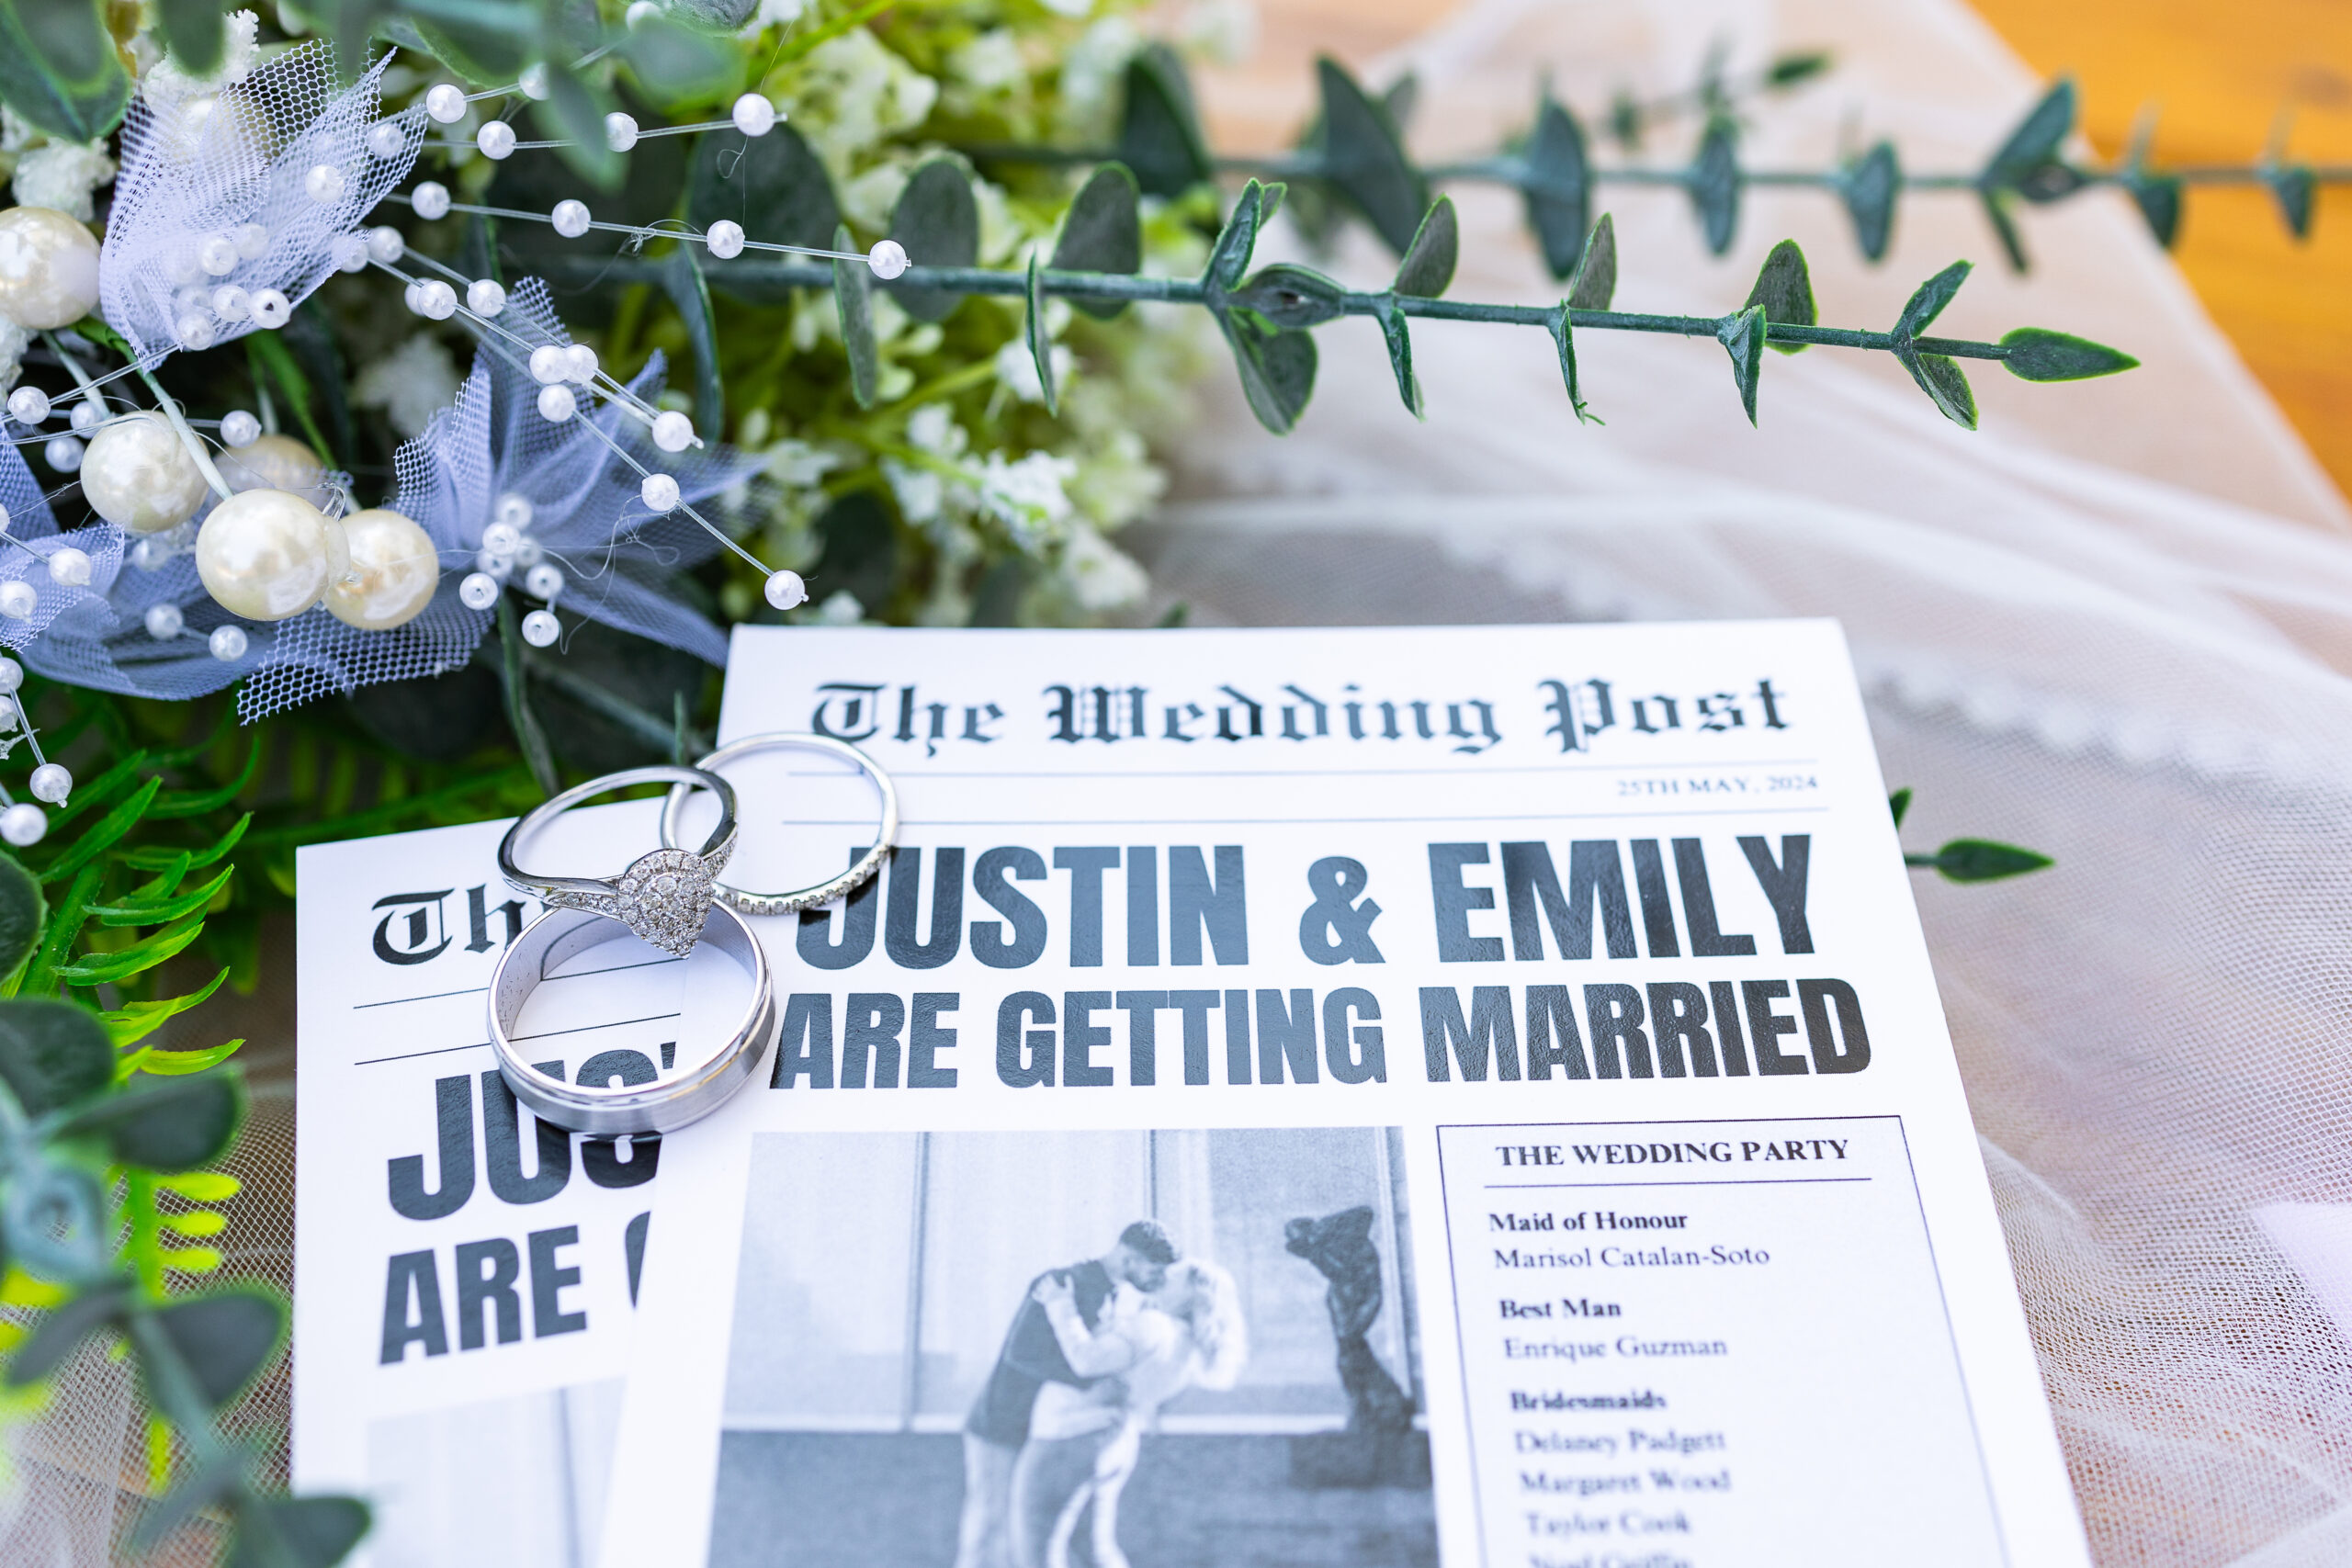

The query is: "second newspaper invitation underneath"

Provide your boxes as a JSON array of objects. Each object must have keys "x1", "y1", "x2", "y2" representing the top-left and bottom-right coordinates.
[{"x1": 590, "y1": 622, "x2": 2087, "y2": 1568}]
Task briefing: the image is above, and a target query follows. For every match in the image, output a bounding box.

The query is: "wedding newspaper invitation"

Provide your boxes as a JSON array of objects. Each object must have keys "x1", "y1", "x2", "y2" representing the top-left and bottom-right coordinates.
[{"x1": 577, "y1": 623, "x2": 2090, "y2": 1568}]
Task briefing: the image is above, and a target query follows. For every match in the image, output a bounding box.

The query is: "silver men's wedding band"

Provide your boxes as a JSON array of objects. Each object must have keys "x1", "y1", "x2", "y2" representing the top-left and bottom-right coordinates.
[
  {"x1": 659, "y1": 732, "x2": 900, "y2": 918},
  {"x1": 488, "y1": 902, "x2": 779, "y2": 1136}
]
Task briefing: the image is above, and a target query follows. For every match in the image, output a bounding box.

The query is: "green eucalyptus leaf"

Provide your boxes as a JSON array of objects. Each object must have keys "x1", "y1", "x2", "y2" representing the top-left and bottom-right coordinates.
[
  {"x1": 1228, "y1": 264, "x2": 1348, "y2": 329},
  {"x1": 1888, "y1": 787, "x2": 1914, "y2": 828},
  {"x1": 1216, "y1": 309, "x2": 1317, "y2": 436},
  {"x1": 1984, "y1": 78, "x2": 2076, "y2": 188},
  {"x1": 1715, "y1": 303, "x2": 1766, "y2": 426},
  {"x1": 1689, "y1": 118, "x2": 1742, "y2": 255},
  {"x1": 1744, "y1": 239, "x2": 1815, "y2": 355},
  {"x1": 1315, "y1": 56, "x2": 1429, "y2": 254},
  {"x1": 813, "y1": 489, "x2": 899, "y2": 613},
  {"x1": 1899, "y1": 346, "x2": 1979, "y2": 430},
  {"x1": 1049, "y1": 164, "x2": 1142, "y2": 320},
  {"x1": 888, "y1": 159, "x2": 979, "y2": 323},
  {"x1": 1998, "y1": 327, "x2": 2139, "y2": 382},
  {"x1": 0, "y1": 997, "x2": 112, "y2": 1115},
  {"x1": 1545, "y1": 303, "x2": 1601, "y2": 426},
  {"x1": 1566, "y1": 213, "x2": 1616, "y2": 311},
  {"x1": 833, "y1": 223, "x2": 878, "y2": 409},
  {"x1": 1382, "y1": 73, "x2": 1419, "y2": 129},
  {"x1": 1931, "y1": 838, "x2": 2052, "y2": 883},
  {"x1": 155, "y1": 0, "x2": 226, "y2": 78},
  {"x1": 1978, "y1": 188, "x2": 2030, "y2": 272},
  {"x1": 686, "y1": 122, "x2": 838, "y2": 304},
  {"x1": 229, "y1": 1495, "x2": 374, "y2": 1568},
  {"x1": 2125, "y1": 172, "x2": 2183, "y2": 248},
  {"x1": 2266, "y1": 165, "x2": 2315, "y2": 240},
  {"x1": 1894, "y1": 260, "x2": 1972, "y2": 341},
  {"x1": 397, "y1": 14, "x2": 532, "y2": 88},
  {"x1": 230, "y1": 1495, "x2": 373, "y2": 1568},
  {"x1": 5, "y1": 1165, "x2": 104, "y2": 1280},
  {"x1": 1391, "y1": 197, "x2": 1458, "y2": 299},
  {"x1": 1370, "y1": 295, "x2": 1421, "y2": 418},
  {"x1": 1767, "y1": 51, "x2": 1833, "y2": 87},
  {"x1": 537, "y1": 62, "x2": 622, "y2": 192},
  {"x1": 616, "y1": 15, "x2": 733, "y2": 102},
  {"x1": 1520, "y1": 95, "x2": 1591, "y2": 281},
  {"x1": 1023, "y1": 252, "x2": 1057, "y2": 418},
  {"x1": 129, "y1": 1449, "x2": 246, "y2": 1558},
  {"x1": 1116, "y1": 44, "x2": 1213, "y2": 198},
  {"x1": 1203, "y1": 180, "x2": 1278, "y2": 295},
  {"x1": 0, "y1": 852, "x2": 40, "y2": 981},
  {"x1": 659, "y1": 247, "x2": 724, "y2": 439},
  {"x1": 59, "y1": 1072, "x2": 243, "y2": 1171},
  {"x1": 0, "y1": 0, "x2": 130, "y2": 141},
  {"x1": 147, "y1": 1290, "x2": 283, "y2": 1410},
  {"x1": 1841, "y1": 141, "x2": 1900, "y2": 262},
  {"x1": 664, "y1": 0, "x2": 762, "y2": 27},
  {"x1": 6, "y1": 1278, "x2": 130, "y2": 1386}
]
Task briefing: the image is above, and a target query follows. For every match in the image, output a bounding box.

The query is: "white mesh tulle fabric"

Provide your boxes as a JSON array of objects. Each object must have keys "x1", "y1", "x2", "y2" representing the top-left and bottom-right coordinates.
[
  {"x1": 1134, "y1": 0, "x2": 2352, "y2": 1562},
  {"x1": 0, "y1": 442, "x2": 122, "y2": 651},
  {"x1": 101, "y1": 39, "x2": 421, "y2": 364}
]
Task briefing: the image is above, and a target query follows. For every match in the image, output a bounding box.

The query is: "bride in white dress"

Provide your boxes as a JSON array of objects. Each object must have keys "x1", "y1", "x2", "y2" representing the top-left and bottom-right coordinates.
[{"x1": 1012, "y1": 1258, "x2": 1248, "y2": 1568}]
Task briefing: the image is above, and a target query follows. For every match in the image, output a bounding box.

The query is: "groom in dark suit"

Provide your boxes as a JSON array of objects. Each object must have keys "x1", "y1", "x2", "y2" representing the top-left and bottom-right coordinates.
[{"x1": 953, "y1": 1219, "x2": 1180, "y2": 1568}]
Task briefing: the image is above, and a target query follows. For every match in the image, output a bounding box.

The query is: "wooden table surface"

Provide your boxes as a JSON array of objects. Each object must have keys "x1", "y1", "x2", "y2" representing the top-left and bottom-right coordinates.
[{"x1": 1195, "y1": 0, "x2": 2352, "y2": 506}]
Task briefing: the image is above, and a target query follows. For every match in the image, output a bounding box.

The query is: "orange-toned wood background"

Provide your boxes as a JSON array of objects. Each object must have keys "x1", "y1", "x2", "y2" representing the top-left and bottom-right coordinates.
[{"x1": 1198, "y1": 0, "x2": 2352, "y2": 503}]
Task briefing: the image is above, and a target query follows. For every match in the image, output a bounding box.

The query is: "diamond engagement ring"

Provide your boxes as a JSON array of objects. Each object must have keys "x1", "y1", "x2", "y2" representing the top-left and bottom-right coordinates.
[
  {"x1": 497, "y1": 764, "x2": 738, "y2": 957},
  {"x1": 659, "y1": 733, "x2": 899, "y2": 918}
]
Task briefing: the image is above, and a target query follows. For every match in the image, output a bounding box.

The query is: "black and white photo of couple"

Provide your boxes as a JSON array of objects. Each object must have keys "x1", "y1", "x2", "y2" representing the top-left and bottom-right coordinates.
[
  {"x1": 708, "y1": 1127, "x2": 1435, "y2": 1568},
  {"x1": 954, "y1": 1219, "x2": 1247, "y2": 1568}
]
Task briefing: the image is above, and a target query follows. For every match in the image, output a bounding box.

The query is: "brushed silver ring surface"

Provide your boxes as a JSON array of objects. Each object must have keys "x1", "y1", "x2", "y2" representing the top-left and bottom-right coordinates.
[
  {"x1": 659, "y1": 732, "x2": 899, "y2": 918},
  {"x1": 488, "y1": 902, "x2": 776, "y2": 1136}
]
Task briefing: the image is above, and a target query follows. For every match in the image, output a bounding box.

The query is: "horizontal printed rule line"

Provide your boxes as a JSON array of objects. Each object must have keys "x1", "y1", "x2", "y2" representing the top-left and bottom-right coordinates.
[
  {"x1": 1485, "y1": 1177, "x2": 1875, "y2": 1189},
  {"x1": 510, "y1": 1011, "x2": 681, "y2": 1043},
  {"x1": 347, "y1": 953, "x2": 682, "y2": 1011},
  {"x1": 353, "y1": 1042, "x2": 489, "y2": 1066},
  {"x1": 352, "y1": 984, "x2": 485, "y2": 1010}
]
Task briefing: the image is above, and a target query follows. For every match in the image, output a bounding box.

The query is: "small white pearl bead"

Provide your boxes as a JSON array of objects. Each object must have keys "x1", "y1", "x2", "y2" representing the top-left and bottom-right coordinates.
[
  {"x1": 477, "y1": 121, "x2": 516, "y2": 160},
  {"x1": 130, "y1": 536, "x2": 169, "y2": 570},
  {"x1": 334, "y1": 235, "x2": 368, "y2": 273},
  {"x1": 232, "y1": 222, "x2": 269, "y2": 259},
  {"x1": 466, "y1": 278, "x2": 506, "y2": 317},
  {"x1": 640, "y1": 472, "x2": 680, "y2": 512},
  {"x1": 0, "y1": 581, "x2": 34, "y2": 619},
  {"x1": 867, "y1": 239, "x2": 909, "y2": 279},
  {"x1": 625, "y1": 0, "x2": 660, "y2": 27},
  {"x1": 495, "y1": 492, "x2": 534, "y2": 530},
  {"x1": 0, "y1": 803, "x2": 45, "y2": 847},
  {"x1": 211, "y1": 284, "x2": 252, "y2": 321},
  {"x1": 43, "y1": 435, "x2": 81, "y2": 472},
  {"x1": 145, "y1": 603, "x2": 184, "y2": 639},
  {"x1": 537, "y1": 384, "x2": 576, "y2": 422},
  {"x1": 705, "y1": 220, "x2": 745, "y2": 259},
  {"x1": 651, "y1": 409, "x2": 694, "y2": 451},
  {"x1": 521, "y1": 609, "x2": 560, "y2": 647},
  {"x1": 251, "y1": 288, "x2": 290, "y2": 328},
  {"x1": 528, "y1": 344, "x2": 568, "y2": 384},
  {"x1": 164, "y1": 244, "x2": 203, "y2": 286},
  {"x1": 413, "y1": 280, "x2": 457, "y2": 321},
  {"x1": 425, "y1": 84, "x2": 468, "y2": 124},
  {"x1": 367, "y1": 226, "x2": 405, "y2": 264},
  {"x1": 401, "y1": 281, "x2": 422, "y2": 315},
  {"x1": 412, "y1": 181, "x2": 452, "y2": 220},
  {"x1": 474, "y1": 547, "x2": 512, "y2": 578},
  {"x1": 551, "y1": 199, "x2": 591, "y2": 238},
  {"x1": 458, "y1": 571, "x2": 500, "y2": 610},
  {"x1": 513, "y1": 536, "x2": 544, "y2": 567},
  {"x1": 0, "y1": 658, "x2": 20, "y2": 692},
  {"x1": 175, "y1": 315, "x2": 217, "y2": 350},
  {"x1": 0, "y1": 695, "x2": 17, "y2": 728},
  {"x1": 526, "y1": 562, "x2": 563, "y2": 599},
  {"x1": 28, "y1": 763, "x2": 69, "y2": 804},
  {"x1": 731, "y1": 94, "x2": 777, "y2": 137},
  {"x1": 209, "y1": 625, "x2": 247, "y2": 660},
  {"x1": 764, "y1": 569, "x2": 808, "y2": 610},
  {"x1": 306, "y1": 163, "x2": 347, "y2": 203},
  {"x1": 172, "y1": 284, "x2": 209, "y2": 319},
  {"x1": 519, "y1": 62, "x2": 550, "y2": 100},
  {"x1": 481, "y1": 520, "x2": 523, "y2": 557},
  {"x1": 6, "y1": 387, "x2": 49, "y2": 424},
  {"x1": 367, "y1": 119, "x2": 408, "y2": 159},
  {"x1": 68, "y1": 401, "x2": 100, "y2": 434},
  {"x1": 46, "y1": 547, "x2": 90, "y2": 587},
  {"x1": 199, "y1": 234, "x2": 238, "y2": 276},
  {"x1": 564, "y1": 344, "x2": 598, "y2": 384},
  {"x1": 605, "y1": 112, "x2": 639, "y2": 152}
]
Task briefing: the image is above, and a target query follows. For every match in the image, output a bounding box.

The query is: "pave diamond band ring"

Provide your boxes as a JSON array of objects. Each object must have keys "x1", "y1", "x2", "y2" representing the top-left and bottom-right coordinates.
[
  {"x1": 659, "y1": 733, "x2": 899, "y2": 918},
  {"x1": 496, "y1": 764, "x2": 739, "y2": 958},
  {"x1": 488, "y1": 901, "x2": 778, "y2": 1136}
]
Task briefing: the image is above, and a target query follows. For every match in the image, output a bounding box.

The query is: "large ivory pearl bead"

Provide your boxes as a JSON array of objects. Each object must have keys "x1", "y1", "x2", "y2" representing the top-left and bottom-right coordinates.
[
  {"x1": 0, "y1": 208, "x2": 100, "y2": 330},
  {"x1": 81, "y1": 412, "x2": 209, "y2": 533},
  {"x1": 217, "y1": 433, "x2": 325, "y2": 497},
  {"x1": 325, "y1": 508, "x2": 439, "y2": 630},
  {"x1": 198, "y1": 489, "x2": 341, "y2": 621}
]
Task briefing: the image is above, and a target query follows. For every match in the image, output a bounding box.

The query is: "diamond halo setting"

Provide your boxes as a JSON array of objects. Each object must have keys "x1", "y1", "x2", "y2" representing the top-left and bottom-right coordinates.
[{"x1": 604, "y1": 847, "x2": 717, "y2": 956}]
